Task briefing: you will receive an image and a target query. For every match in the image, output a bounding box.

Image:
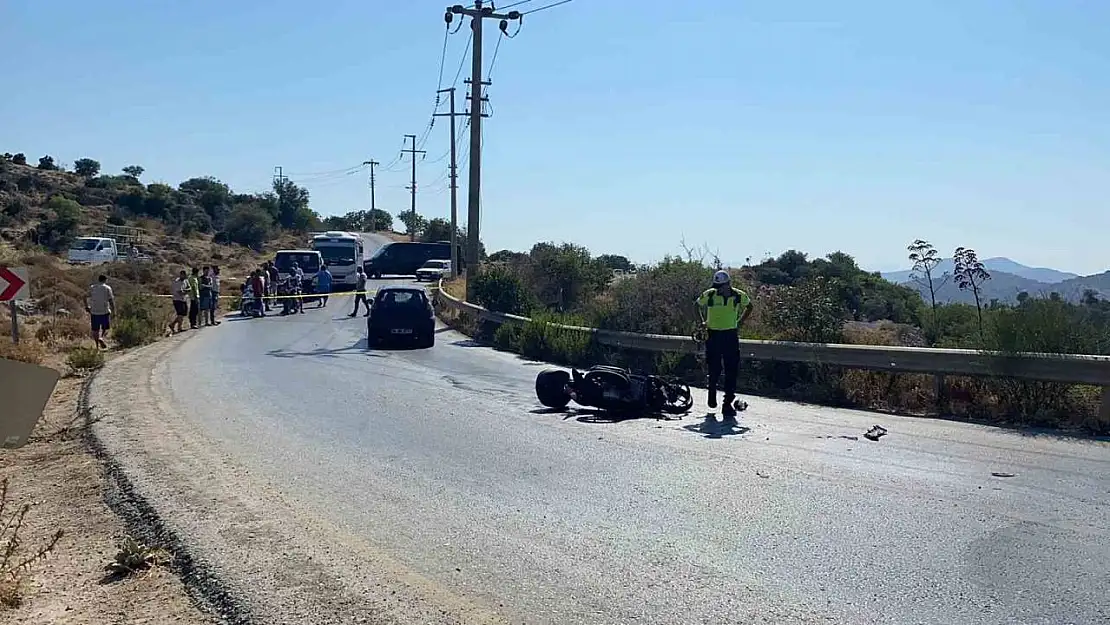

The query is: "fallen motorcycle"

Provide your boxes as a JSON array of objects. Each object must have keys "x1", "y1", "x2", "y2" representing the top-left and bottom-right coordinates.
[{"x1": 535, "y1": 365, "x2": 694, "y2": 415}]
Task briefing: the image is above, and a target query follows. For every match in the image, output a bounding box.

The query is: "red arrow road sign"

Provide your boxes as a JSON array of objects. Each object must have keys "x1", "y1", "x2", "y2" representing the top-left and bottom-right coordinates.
[{"x1": 0, "y1": 266, "x2": 29, "y2": 302}]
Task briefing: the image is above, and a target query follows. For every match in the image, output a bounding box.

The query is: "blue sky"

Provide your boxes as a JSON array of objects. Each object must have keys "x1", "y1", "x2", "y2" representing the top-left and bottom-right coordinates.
[{"x1": 3, "y1": 0, "x2": 1108, "y2": 274}]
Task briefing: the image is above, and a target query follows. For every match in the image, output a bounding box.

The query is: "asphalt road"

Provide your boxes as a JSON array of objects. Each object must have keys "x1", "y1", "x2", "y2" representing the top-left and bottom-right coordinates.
[{"x1": 96, "y1": 231, "x2": 1110, "y2": 624}]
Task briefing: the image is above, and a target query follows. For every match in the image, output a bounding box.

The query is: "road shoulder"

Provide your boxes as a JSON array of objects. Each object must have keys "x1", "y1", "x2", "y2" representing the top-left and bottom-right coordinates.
[
  {"x1": 88, "y1": 331, "x2": 510, "y2": 625},
  {"x1": 0, "y1": 354, "x2": 210, "y2": 624}
]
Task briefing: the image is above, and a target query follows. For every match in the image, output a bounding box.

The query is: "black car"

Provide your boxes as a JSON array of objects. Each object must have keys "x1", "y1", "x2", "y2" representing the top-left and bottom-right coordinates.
[
  {"x1": 363, "y1": 242, "x2": 464, "y2": 278},
  {"x1": 367, "y1": 286, "x2": 436, "y2": 348}
]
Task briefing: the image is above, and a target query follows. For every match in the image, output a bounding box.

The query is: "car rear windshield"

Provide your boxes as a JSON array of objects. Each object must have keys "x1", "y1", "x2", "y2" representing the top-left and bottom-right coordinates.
[
  {"x1": 275, "y1": 253, "x2": 320, "y2": 272},
  {"x1": 421, "y1": 260, "x2": 448, "y2": 269},
  {"x1": 376, "y1": 290, "x2": 426, "y2": 309}
]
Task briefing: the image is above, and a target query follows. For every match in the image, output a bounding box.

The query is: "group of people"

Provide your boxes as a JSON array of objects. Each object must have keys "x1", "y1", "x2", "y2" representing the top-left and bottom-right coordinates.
[
  {"x1": 170, "y1": 266, "x2": 223, "y2": 333},
  {"x1": 240, "y1": 260, "x2": 334, "y2": 317}
]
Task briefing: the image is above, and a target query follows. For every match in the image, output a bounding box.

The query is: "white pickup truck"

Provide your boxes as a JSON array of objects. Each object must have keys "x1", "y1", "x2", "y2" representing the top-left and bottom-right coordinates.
[{"x1": 67, "y1": 237, "x2": 119, "y2": 265}]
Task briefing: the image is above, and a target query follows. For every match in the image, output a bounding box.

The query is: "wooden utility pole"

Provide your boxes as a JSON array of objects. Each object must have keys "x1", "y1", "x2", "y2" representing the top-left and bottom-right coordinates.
[
  {"x1": 401, "y1": 135, "x2": 426, "y2": 241},
  {"x1": 446, "y1": 1, "x2": 522, "y2": 300},
  {"x1": 434, "y1": 88, "x2": 461, "y2": 278},
  {"x1": 362, "y1": 160, "x2": 379, "y2": 231}
]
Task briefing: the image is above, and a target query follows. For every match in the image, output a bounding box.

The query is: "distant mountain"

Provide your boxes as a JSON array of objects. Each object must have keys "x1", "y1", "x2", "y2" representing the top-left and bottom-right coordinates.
[
  {"x1": 977, "y1": 257, "x2": 1079, "y2": 284},
  {"x1": 880, "y1": 257, "x2": 1109, "y2": 305},
  {"x1": 880, "y1": 257, "x2": 1078, "y2": 285}
]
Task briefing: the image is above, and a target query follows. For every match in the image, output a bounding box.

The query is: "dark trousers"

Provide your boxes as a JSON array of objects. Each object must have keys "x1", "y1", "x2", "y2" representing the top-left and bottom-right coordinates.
[
  {"x1": 188, "y1": 299, "x2": 199, "y2": 327},
  {"x1": 351, "y1": 293, "x2": 370, "y2": 315},
  {"x1": 706, "y1": 329, "x2": 740, "y2": 398}
]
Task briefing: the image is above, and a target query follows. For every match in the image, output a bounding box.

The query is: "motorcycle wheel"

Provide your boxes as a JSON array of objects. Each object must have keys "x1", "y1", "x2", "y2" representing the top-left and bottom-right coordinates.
[{"x1": 535, "y1": 369, "x2": 572, "y2": 409}]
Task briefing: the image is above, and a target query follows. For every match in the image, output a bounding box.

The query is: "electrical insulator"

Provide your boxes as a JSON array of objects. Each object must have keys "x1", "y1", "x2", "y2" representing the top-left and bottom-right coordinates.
[
  {"x1": 499, "y1": 19, "x2": 508, "y2": 32},
  {"x1": 445, "y1": 11, "x2": 453, "y2": 24}
]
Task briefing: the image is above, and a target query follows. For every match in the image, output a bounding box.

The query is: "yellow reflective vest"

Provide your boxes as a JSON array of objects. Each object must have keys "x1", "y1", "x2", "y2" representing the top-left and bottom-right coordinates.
[{"x1": 696, "y1": 287, "x2": 751, "y2": 331}]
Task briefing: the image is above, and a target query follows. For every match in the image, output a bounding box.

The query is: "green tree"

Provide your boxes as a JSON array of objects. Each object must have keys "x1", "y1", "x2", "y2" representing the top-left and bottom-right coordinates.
[
  {"x1": 597, "y1": 254, "x2": 633, "y2": 272},
  {"x1": 73, "y1": 158, "x2": 101, "y2": 177},
  {"x1": 952, "y1": 246, "x2": 991, "y2": 340},
  {"x1": 763, "y1": 277, "x2": 847, "y2": 343},
  {"x1": 421, "y1": 217, "x2": 454, "y2": 243},
  {"x1": 12, "y1": 153, "x2": 26, "y2": 165},
  {"x1": 37, "y1": 155, "x2": 58, "y2": 171},
  {"x1": 907, "y1": 239, "x2": 950, "y2": 328},
  {"x1": 224, "y1": 204, "x2": 274, "y2": 250},
  {"x1": 525, "y1": 242, "x2": 611, "y2": 312},
  {"x1": 179, "y1": 176, "x2": 233, "y2": 227},
  {"x1": 471, "y1": 264, "x2": 535, "y2": 315},
  {"x1": 271, "y1": 178, "x2": 315, "y2": 230},
  {"x1": 122, "y1": 165, "x2": 144, "y2": 179},
  {"x1": 38, "y1": 196, "x2": 82, "y2": 250},
  {"x1": 399, "y1": 211, "x2": 428, "y2": 236},
  {"x1": 367, "y1": 208, "x2": 393, "y2": 231}
]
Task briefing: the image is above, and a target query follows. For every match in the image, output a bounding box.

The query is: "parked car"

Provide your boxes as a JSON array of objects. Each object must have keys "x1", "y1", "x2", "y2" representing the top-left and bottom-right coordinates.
[
  {"x1": 415, "y1": 259, "x2": 451, "y2": 282},
  {"x1": 366, "y1": 286, "x2": 436, "y2": 349}
]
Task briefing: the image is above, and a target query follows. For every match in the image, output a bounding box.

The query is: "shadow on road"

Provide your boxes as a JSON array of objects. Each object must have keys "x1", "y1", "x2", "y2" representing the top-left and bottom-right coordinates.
[
  {"x1": 450, "y1": 339, "x2": 485, "y2": 348},
  {"x1": 266, "y1": 339, "x2": 388, "y2": 359},
  {"x1": 682, "y1": 413, "x2": 751, "y2": 439},
  {"x1": 529, "y1": 407, "x2": 686, "y2": 424}
]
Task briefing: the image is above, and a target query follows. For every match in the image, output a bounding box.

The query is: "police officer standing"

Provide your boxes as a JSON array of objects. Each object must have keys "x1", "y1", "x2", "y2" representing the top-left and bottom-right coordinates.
[{"x1": 695, "y1": 270, "x2": 753, "y2": 417}]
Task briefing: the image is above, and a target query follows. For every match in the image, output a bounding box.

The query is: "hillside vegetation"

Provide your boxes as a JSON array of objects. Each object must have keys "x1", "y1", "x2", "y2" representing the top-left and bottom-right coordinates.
[
  {"x1": 0, "y1": 150, "x2": 415, "y2": 360},
  {"x1": 445, "y1": 240, "x2": 1110, "y2": 434}
]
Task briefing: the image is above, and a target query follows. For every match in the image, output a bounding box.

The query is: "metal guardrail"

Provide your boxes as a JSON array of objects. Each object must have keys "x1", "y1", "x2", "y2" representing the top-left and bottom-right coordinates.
[{"x1": 433, "y1": 281, "x2": 1110, "y2": 419}]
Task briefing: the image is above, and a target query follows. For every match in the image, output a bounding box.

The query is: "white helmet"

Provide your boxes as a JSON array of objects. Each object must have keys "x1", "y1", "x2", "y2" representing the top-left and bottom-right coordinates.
[{"x1": 712, "y1": 270, "x2": 730, "y2": 285}]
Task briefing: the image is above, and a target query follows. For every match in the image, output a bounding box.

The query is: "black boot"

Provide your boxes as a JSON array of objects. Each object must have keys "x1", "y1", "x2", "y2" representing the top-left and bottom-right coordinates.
[
  {"x1": 722, "y1": 395, "x2": 737, "y2": 418},
  {"x1": 707, "y1": 386, "x2": 718, "y2": 409}
]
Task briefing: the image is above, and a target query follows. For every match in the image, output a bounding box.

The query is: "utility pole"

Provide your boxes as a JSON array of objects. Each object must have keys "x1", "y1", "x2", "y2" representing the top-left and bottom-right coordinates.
[
  {"x1": 446, "y1": 1, "x2": 522, "y2": 301},
  {"x1": 401, "y1": 134, "x2": 426, "y2": 242},
  {"x1": 362, "y1": 160, "x2": 379, "y2": 231},
  {"x1": 434, "y1": 88, "x2": 462, "y2": 278},
  {"x1": 272, "y1": 166, "x2": 289, "y2": 227}
]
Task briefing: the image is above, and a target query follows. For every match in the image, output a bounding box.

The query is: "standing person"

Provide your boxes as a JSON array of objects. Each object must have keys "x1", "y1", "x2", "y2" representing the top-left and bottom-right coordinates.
[
  {"x1": 290, "y1": 262, "x2": 305, "y2": 314},
  {"x1": 199, "y1": 266, "x2": 214, "y2": 327},
  {"x1": 265, "y1": 261, "x2": 279, "y2": 311},
  {"x1": 316, "y1": 263, "x2": 333, "y2": 307},
  {"x1": 694, "y1": 270, "x2": 753, "y2": 418},
  {"x1": 349, "y1": 266, "x2": 370, "y2": 317},
  {"x1": 187, "y1": 267, "x2": 201, "y2": 329},
  {"x1": 171, "y1": 270, "x2": 189, "y2": 333},
  {"x1": 85, "y1": 274, "x2": 115, "y2": 349},
  {"x1": 208, "y1": 266, "x2": 222, "y2": 326}
]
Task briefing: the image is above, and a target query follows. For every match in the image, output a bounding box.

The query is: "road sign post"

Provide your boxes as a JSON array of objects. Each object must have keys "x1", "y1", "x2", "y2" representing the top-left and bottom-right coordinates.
[{"x1": 0, "y1": 266, "x2": 30, "y2": 344}]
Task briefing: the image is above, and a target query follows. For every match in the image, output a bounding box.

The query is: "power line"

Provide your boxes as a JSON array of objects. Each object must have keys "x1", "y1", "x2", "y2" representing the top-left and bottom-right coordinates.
[{"x1": 521, "y1": 0, "x2": 573, "y2": 15}]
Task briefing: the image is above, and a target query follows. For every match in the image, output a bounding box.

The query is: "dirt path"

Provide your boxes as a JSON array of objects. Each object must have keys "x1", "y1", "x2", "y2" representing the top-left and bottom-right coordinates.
[{"x1": 0, "y1": 360, "x2": 212, "y2": 624}]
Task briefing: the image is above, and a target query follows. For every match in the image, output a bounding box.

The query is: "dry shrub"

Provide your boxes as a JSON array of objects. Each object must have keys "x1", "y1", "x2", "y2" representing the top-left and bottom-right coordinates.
[
  {"x1": 34, "y1": 316, "x2": 88, "y2": 344},
  {"x1": 0, "y1": 339, "x2": 45, "y2": 365},
  {"x1": 0, "y1": 478, "x2": 64, "y2": 610},
  {"x1": 66, "y1": 346, "x2": 104, "y2": 371}
]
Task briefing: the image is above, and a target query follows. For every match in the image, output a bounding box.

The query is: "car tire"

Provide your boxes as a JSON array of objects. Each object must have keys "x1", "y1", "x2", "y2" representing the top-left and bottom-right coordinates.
[
  {"x1": 418, "y1": 333, "x2": 435, "y2": 349},
  {"x1": 536, "y1": 369, "x2": 572, "y2": 409}
]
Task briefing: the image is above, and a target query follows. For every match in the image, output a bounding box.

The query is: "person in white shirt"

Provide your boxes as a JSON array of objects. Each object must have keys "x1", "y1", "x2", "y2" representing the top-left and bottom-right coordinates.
[{"x1": 85, "y1": 274, "x2": 116, "y2": 349}]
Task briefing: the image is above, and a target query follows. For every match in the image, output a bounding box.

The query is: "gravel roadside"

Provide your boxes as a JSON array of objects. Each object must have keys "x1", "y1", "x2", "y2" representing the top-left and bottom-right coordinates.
[
  {"x1": 87, "y1": 332, "x2": 510, "y2": 625},
  {"x1": 0, "y1": 362, "x2": 211, "y2": 625}
]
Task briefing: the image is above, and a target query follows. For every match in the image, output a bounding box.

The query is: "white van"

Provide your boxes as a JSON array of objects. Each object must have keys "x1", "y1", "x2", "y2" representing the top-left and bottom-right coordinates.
[
  {"x1": 273, "y1": 249, "x2": 323, "y2": 284},
  {"x1": 311, "y1": 232, "x2": 364, "y2": 289},
  {"x1": 67, "y1": 237, "x2": 119, "y2": 265}
]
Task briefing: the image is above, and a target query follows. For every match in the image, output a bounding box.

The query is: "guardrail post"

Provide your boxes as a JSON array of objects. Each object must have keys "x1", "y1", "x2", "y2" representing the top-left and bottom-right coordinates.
[
  {"x1": 1101, "y1": 386, "x2": 1110, "y2": 426},
  {"x1": 933, "y1": 373, "x2": 945, "y2": 412}
]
